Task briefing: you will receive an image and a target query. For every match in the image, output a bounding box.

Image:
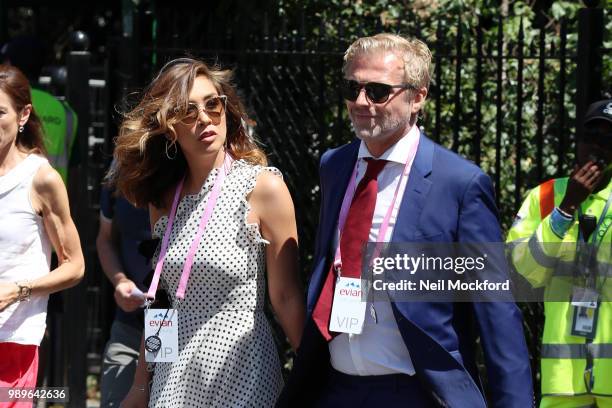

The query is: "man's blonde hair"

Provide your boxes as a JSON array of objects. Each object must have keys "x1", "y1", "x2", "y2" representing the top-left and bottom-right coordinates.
[{"x1": 343, "y1": 33, "x2": 432, "y2": 90}]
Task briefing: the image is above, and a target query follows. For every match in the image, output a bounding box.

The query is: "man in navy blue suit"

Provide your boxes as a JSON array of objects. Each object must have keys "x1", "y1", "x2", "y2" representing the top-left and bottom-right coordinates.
[{"x1": 277, "y1": 33, "x2": 533, "y2": 407}]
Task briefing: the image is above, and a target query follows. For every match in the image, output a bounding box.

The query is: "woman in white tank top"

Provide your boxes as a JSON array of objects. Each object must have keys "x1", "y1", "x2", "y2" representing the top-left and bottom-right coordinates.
[{"x1": 0, "y1": 64, "x2": 84, "y2": 400}]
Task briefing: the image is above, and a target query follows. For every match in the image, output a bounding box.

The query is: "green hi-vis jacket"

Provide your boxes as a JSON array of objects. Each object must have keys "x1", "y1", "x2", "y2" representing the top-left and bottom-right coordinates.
[
  {"x1": 31, "y1": 88, "x2": 77, "y2": 184},
  {"x1": 507, "y1": 177, "x2": 612, "y2": 397}
]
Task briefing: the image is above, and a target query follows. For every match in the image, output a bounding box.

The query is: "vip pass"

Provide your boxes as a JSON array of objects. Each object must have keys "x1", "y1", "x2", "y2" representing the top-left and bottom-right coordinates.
[
  {"x1": 145, "y1": 308, "x2": 178, "y2": 362},
  {"x1": 0, "y1": 387, "x2": 69, "y2": 403},
  {"x1": 372, "y1": 253, "x2": 488, "y2": 275}
]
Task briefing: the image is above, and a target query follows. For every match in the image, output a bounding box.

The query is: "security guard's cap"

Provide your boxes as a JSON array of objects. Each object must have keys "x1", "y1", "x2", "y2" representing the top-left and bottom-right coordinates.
[{"x1": 584, "y1": 99, "x2": 612, "y2": 127}]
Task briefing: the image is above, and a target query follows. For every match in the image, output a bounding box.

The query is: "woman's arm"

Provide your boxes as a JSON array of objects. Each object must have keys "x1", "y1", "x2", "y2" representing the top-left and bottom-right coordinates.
[
  {"x1": 0, "y1": 163, "x2": 84, "y2": 311},
  {"x1": 121, "y1": 336, "x2": 150, "y2": 407},
  {"x1": 250, "y1": 171, "x2": 305, "y2": 350}
]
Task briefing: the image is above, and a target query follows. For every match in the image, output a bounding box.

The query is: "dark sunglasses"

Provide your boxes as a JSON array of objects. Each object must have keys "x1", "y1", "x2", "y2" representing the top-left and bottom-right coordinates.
[
  {"x1": 176, "y1": 95, "x2": 228, "y2": 124},
  {"x1": 341, "y1": 79, "x2": 415, "y2": 104}
]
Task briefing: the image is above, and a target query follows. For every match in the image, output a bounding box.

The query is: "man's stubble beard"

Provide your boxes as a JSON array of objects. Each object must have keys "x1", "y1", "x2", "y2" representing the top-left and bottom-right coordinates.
[{"x1": 351, "y1": 114, "x2": 408, "y2": 144}]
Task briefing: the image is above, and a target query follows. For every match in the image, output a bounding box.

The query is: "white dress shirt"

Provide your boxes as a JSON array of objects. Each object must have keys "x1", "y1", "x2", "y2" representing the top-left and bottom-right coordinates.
[{"x1": 329, "y1": 125, "x2": 420, "y2": 376}]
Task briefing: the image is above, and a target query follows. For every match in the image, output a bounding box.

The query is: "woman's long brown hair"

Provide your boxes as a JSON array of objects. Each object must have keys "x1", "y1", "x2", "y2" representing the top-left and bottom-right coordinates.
[{"x1": 114, "y1": 58, "x2": 266, "y2": 208}]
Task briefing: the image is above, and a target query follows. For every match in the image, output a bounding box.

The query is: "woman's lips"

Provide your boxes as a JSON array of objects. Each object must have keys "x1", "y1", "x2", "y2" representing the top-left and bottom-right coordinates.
[{"x1": 199, "y1": 131, "x2": 216, "y2": 141}]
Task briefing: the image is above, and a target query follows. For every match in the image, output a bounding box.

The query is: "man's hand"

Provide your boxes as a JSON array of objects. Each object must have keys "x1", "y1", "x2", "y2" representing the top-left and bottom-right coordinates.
[
  {"x1": 0, "y1": 282, "x2": 19, "y2": 312},
  {"x1": 559, "y1": 160, "x2": 604, "y2": 214},
  {"x1": 114, "y1": 279, "x2": 144, "y2": 312}
]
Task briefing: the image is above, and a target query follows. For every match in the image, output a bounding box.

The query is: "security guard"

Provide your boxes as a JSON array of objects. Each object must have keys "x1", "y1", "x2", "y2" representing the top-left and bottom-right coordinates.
[
  {"x1": 30, "y1": 88, "x2": 77, "y2": 183},
  {"x1": 507, "y1": 99, "x2": 612, "y2": 408}
]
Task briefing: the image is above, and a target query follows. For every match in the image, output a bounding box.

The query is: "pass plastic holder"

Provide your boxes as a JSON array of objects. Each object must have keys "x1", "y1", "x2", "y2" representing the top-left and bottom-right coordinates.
[
  {"x1": 571, "y1": 305, "x2": 599, "y2": 339},
  {"x1": 570, "y1": 287, "x2": 599, "y2": 309},
  {"x1": 144, "y1": 308, "x2": 179, "y2": 362},
  {"x1": 329, "y1": 277, "x2": 367, "y2": 335}
]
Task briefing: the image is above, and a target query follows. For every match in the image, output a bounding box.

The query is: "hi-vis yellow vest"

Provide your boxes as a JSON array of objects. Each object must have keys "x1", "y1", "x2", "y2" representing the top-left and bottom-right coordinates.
[
  {"x1": 31, "y1": 88, "x2": 77, "y2": 184},
  {"x1": 507, "y1": 177, "x2": 612, "y2": 397}
]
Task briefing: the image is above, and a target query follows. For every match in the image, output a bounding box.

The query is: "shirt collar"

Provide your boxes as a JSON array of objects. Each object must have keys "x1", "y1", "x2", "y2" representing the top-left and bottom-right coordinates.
[{"x1": 357, "y1": 124, "x2": 420, "y2": 164}]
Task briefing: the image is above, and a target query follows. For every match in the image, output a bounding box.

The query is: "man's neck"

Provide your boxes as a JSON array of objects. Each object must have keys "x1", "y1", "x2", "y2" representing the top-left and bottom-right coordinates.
[{"x1": 364, "y1": 123, "x2": 415, "y2": 158}]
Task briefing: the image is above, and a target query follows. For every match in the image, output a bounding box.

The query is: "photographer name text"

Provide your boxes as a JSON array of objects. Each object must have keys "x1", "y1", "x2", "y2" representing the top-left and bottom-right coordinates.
[{"x1": 372, "y1": 279, "x2": 510, "y2": 292}]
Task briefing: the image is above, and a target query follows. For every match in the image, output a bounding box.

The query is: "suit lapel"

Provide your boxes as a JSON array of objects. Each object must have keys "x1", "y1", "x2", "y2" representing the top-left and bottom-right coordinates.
[
  {"x1": 308, "y1": 141, "x2": 359, "y2": 310},
  {"x1": 321, "y1": 141, "x2": 360, "y2": 253},
  {"x1": 391, "y1": 133, "x2": 434, "y2": 242}
]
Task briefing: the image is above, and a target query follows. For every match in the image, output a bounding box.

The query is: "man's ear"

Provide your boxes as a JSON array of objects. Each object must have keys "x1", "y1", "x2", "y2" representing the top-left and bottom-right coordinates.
[{"x1": 411, "y1": 87, "x2": 428, "y2": 115}]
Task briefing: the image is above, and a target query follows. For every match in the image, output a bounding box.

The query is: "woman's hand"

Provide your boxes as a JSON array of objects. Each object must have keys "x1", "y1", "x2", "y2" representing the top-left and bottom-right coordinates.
[
  {"x1": 120, "y1": 385, "x2": 149, "y2": 408},
  {"x1": 0, "y1": 282, "x2": 19, "y2": 312}
]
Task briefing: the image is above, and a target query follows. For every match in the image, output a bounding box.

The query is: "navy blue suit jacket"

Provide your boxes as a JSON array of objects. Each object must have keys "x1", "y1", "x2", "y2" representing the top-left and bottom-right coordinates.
[{"x1": 277, "y1": 134, "x2": 533, "y2": 408}]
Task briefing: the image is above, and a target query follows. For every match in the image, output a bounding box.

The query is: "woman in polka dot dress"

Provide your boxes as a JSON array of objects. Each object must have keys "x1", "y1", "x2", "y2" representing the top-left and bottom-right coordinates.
[{"x1": 115, "y1": 58, "x2": 305, "y2": 408}]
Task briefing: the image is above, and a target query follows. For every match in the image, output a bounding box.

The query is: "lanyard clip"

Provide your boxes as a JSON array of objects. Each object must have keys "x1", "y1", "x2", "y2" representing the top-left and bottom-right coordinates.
[
  {"x1": 334, "y1": 266, "x2": 342, "y2": 280},
  {"x1": 172, "y1": 298, "x2": 182, "y2": 309},
  {"x1": 584, "y1": 367, "x2": 595, "y2": 392}
]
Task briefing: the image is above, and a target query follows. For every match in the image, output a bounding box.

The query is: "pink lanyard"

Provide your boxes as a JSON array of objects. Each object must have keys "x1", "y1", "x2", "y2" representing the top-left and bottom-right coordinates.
[
  {"x1": 333, "y1": 136, "x2": 420, "y2": 277},
  {"x1": 146, "y1": 154, "x2": 232, "y2": 304}
]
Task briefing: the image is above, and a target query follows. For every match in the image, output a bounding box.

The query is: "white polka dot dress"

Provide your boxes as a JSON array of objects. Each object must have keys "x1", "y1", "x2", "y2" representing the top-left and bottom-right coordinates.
[{"x1": 148, "y1": 160, "x2": 284, "y2": 408}]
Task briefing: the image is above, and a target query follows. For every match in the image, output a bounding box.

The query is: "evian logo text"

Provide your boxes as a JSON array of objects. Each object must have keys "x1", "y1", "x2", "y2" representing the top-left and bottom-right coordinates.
[{"x1": 339, "y1": 280, "x2": 361, "y2": 297}]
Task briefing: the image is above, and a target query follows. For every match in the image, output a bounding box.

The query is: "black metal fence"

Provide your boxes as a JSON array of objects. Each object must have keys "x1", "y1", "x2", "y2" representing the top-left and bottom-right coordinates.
[
  {"x1": 122, "y1": 5, "x2": 609, "y2": 272},
  {"x1": 2, "y1": 1, "x2": 608, "y2": 406}
]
